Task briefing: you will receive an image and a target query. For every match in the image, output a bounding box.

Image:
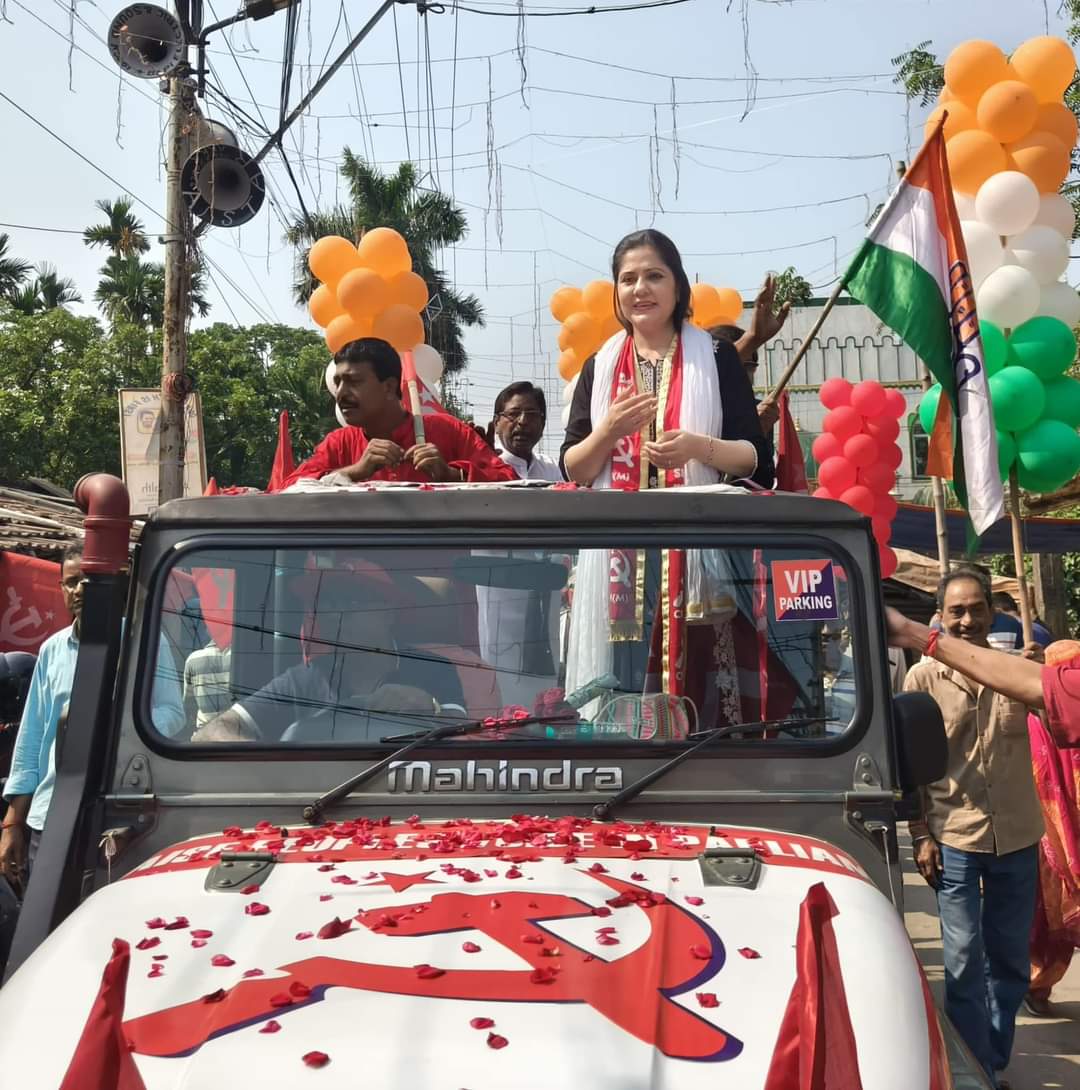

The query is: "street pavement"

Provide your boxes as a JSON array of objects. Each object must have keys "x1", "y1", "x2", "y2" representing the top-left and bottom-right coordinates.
[{"x1": 901, "y1": 833, "x2": 1079, "y2": 1089}]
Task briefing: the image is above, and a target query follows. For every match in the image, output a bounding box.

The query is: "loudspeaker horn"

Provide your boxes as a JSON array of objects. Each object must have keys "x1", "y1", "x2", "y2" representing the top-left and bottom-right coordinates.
[
  {"x1": 181, "y1": 144, "x2": 266, "y2": 229},
  {"x1": 108, "y1": 4, "x2": 186, "y2": 79}
]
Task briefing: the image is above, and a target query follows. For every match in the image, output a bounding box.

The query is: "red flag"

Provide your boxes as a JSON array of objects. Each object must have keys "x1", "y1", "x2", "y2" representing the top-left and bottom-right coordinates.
[
  {"x1": 764, "y1": 883, "x2": 865, "y2": 1090},
  {"x1": 267, "y1": 411, "x2": 295, "y2": 492},
  {"x1": 203, "y1": 477, "x2": 220, "y2": 496},
  {"x1": 0, "y1": 553, "x2": 70, "y2": 653},
  {"x1": 775, "y1": 391, "x2": 808, "y2": 493},
  {"x1": 59, "y1": 938, "x2": 147, "y2": 1090}
]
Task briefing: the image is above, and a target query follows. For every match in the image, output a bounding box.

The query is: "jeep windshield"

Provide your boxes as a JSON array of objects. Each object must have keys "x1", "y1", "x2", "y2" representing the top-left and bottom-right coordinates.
[{"x1": 144, "y1": 541, "x2": 862, "y2": 747}]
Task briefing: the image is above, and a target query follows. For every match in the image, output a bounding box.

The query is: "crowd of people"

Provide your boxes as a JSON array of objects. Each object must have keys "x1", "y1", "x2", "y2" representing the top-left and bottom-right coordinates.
[{"x1": 0, "y1": 228, "x2": 1076, "y2": 1086}]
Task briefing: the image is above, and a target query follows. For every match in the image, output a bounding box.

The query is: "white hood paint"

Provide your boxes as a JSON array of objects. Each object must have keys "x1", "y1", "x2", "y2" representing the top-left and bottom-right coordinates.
[{"x1": 0, "y1": 820, "x2": 937, "y2": 1089}]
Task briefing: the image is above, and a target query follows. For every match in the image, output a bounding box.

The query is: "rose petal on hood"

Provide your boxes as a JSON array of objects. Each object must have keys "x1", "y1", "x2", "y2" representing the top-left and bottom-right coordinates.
[
  {"x1": 244, "y1": 902, "x2": 271, "y2": 917},
  {"x1": 469, "y1": 1017, "x2": 494, "y2": 1030},
  {"x1": 738, "y1": 946, "x2": 761, "y2": 959},
  {"x1": 259, "y1": 1020, "x2": 282, "y2": 1034},
  {"x1": 211, "y1": 954, "x2": 236, "y2": 967},
  {"x1": 486, "y1": 1033, "x2": 509, "y2": 1050},
  {"x1": 302, "y1": 1051, "x2": 330, "y2": 1068},
  {"x1": 135, "y1": 937, "x2": 161, "y2": 951},
  {"x1": 696, "y1": 992, "x2": 720, "y2": 1008},
  {"x1": 317, "y1": 917, "x2": 352, "y2": 940}
]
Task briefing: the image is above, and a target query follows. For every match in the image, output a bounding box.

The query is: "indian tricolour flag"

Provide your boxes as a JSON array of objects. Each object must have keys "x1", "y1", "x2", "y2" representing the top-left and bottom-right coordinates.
[{"x1": 841, "y1": 121, "x2": 1004, "y2": 535}]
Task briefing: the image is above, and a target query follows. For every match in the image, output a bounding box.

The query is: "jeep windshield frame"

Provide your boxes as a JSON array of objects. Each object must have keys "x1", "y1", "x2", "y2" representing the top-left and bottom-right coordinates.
[{"x1": 127, "y1": 488, "x2": 881, "y2": 764}]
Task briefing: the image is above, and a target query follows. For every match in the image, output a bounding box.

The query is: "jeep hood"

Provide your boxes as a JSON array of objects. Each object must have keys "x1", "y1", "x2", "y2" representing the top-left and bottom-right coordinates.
[{"x1": 0, "y1": 818, "x2": 944, "y2": 1089}]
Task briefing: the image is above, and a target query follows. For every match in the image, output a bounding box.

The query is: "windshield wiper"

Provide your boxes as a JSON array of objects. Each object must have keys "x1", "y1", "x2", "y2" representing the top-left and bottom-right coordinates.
[
  {"x1": 379, "y1": 711, "x2": 577, "y2": 744},
  {"x1": 592, "y1": 716, "x2": 826, "y2": 821}
]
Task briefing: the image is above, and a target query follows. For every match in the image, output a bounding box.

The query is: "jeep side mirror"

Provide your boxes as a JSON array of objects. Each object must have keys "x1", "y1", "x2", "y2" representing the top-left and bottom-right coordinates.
[{"x1": 891, "y1": 691, "x2": 947, "y2": 791}]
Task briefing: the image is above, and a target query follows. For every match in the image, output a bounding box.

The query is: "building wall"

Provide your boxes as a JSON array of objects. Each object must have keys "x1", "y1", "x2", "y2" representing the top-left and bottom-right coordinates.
[{"x1": 753, "y1": 300, "x2": 931, "y2": 499}]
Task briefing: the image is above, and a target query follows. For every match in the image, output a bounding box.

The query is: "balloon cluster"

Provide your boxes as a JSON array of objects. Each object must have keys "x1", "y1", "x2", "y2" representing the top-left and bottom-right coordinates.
[
  {"x1": 812, "y1": 379, "x2": 907, "y2": 578},
  {"x1": 920, "y1": 317, "x2": 1080, "y2": 492},
  {"x1": 306, "y1": 229, "x2": 431, "y2": 356},
  {"x1": 550, "y1": 279, "x2": 743, "y2": 382}
]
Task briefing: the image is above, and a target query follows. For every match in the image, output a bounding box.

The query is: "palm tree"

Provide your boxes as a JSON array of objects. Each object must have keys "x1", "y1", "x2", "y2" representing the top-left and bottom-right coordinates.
[
  {"x1": 0, "y1": 233, "x2": 32, "y2": 299},
  {"x1": 286, "y1": 153, "x2": 484, "y2": 375},
  {"x1": 94, "y1": 254, "x2": 210, "y2": 328},
  {"x1": 5, "y1": 263, "x2": 82, "y2": 315},
  {"x1": 83, "y1": 196, "x2": 150, "y2": 257}
]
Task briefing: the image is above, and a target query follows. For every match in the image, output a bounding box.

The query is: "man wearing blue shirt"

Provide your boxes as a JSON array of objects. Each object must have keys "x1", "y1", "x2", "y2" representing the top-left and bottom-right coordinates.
[{"x1": 0, "y1": 543, "x2": 184, "y2": 894}]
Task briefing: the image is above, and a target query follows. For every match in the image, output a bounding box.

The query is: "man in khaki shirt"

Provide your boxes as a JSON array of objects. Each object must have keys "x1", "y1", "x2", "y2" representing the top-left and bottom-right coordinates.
[{"x1": 904, "y1": 568, "x2": 1042, "y2": 1089}]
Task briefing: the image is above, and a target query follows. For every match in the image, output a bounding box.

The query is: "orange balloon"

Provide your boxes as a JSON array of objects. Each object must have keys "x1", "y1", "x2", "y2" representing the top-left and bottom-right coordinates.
[
  {"x1": 976, "y1": 80, "x2": 1038, "y2": 144},
  {"x1": 372, "y1": 303, "x2": 425, "y2": 352},
  {"x1": 562, "y1": 310, "x2": 602, "y2": 358},
  {"x1": 386, "y1": 270, "x2": 429, "y2": 311},
  {"x1": 939, "y1": 86, "x2": 956, "y2": 104},
  {"x1": 325, "y1": 313, "x2": 372, "y2": 355},
  {"x1": 550, "y1": 285, "x2": 584, "y2": 323},
  {"x1": 925, "y1": 100, "x2": 978, "y2": 142},
  {"x1": 558, "y1": 348, "x2": 583, "y2": 382},
  {"x1": 713, "y1": 287, "x2": 744, "y2": 326},
  {"x1": 1034, "y1": 101, "x2": 1079, "y2": 152},
  {"x1": 944, "y1": 40, "x2": 1010, "y2": 104},
  {"x1": 1007, "y1": 130, "x2": 1071, "y2": 193},
  {"x1": 690, "y1": 283, "x2": 722, "y2": 326},
  {"x1": 946, "y1": 128, "x2": 1009, "y2": 193},
  {"x1": 1009, "y1": 36, "x2": 1077, "y2": 103},
  {"x1": 309, "y1": 283, "x2": 344, "y2": 328},
  {"x1": 582, "y1": 279, "x2": 615, "y2": 321},
  {"x1": 600, "y1": 312, "x2": 624, "y2": 340},
  {"x1": 357, "y1": 227, "x2": 412, "y2": 278},
  {"x1": 336, "y1": 267, "x2": 389, "y2": 321},
  {"x1": 308, "y1": 235, "x2": 360, "y2": 287}
]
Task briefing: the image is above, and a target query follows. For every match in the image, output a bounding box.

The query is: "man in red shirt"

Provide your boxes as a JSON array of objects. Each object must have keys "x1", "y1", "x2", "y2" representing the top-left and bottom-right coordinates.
[
  {"x1": 281, "y1": 338, "x2": 516, "y2": 488},
  {"x1": 886, "y1": 606, "x2": 1079, "y2": 748}
]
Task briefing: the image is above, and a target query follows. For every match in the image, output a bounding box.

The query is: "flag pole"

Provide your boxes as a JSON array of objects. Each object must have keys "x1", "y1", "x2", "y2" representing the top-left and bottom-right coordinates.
[
  {"x1": 1007, "y1": 473, "x2": 1035, "y2": 645},
  {"x1": 400, "y1": 350, "x2": 426, "y2": 446},
  {"x1": 764, "y1": 279, "x2": 845, "y2": 403},
  {"x1": 922, "y1": 368, "x2": 952, "y2": 577}
]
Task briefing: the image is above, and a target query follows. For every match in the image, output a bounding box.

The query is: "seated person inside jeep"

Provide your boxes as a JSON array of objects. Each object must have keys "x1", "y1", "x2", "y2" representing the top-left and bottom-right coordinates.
[{"x1": 150, "y1": 542, "x2": 856, "y2": 746}]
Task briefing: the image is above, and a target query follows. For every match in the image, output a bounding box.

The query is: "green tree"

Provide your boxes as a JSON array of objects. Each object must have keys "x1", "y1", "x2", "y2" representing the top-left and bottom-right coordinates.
[
  {"x1": 0, "y1": 233, "x2": 32, "y2": 299},
  {"x1": 83, "y1": 196, "x2": 150, "y2": 257},
  {"x1": 4, "y1": 263, "x2": 82, "y2": 315},
  {"x1": 93, "y1": 253, "x2": 210, "y2": 329},
  {"x1": 286, "y1": 154, "x2": 484, "y2": 375},
  {"x1": 772, "y1": 266, "x2": 813, "y2": 309}
]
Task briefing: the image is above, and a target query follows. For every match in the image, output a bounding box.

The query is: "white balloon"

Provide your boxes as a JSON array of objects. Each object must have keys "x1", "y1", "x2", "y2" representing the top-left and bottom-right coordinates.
[
  {"x1": 1037, "y1": 280, "x2": 1080, "y2": 328},
  {"x1": 562, "y1": 372, "x2": 580, "y2": 405},
  {"x1": 960, "y1": 220, "x2": 1004, "y2": 287},
  {"x1": 974, "y1": 171, "x2": 1041, "y2": 237},
  {"x1": 975, "y1": 264, "x2": 1041, "y2": 328},
  {"x1": 953, "y1": 192, "x2": 977, "y2": 220},
  {"x1": 1007, "y1": 224, "x2": 1070, "y2": 285},
  {"x1": 335, "y1": 404, "x2": 347, "y2": 428},
  {"x1": 1033, "y1": 193, "x2": 1076, "y2": 239},
  {"x1": 325, "y1": 359, "x2": 336, "y2": 397},
  {"x1": 411, "y1": 343, "x2": 444, "y2": 386}
]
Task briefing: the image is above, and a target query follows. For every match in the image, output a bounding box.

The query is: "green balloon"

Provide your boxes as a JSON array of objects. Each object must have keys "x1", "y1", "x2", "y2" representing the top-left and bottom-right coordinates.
[
  {"x1": 989, "y1": 366, "x2": 1046, "y2": 433},
  {"x1": 996, "y1": 429, "x2": 1017, "y2": 481},
  {"x1": 980, "y1": 321, "x2": 1009, "y2": 377},
  {"x1": 1015, "y1": 418, "x2": 1080, "y2": 493},
  {"x1": 1007, "y1": 316, "x2": 1077, "y2": 381},
  {"x1": 1040, "y1": 376, "x2": 1080, "y2": 430},
  {"x1": 919, "y1": 383, "x2": 945, "y2": 434}
]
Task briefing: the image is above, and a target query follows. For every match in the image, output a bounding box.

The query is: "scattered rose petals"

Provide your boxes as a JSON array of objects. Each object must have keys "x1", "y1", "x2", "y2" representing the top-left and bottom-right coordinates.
[
  {"x1": 415, "y1": 964, "x2": 445, "y2": 979},
  {"x1": 259, "y1": 1020, "x2": 281, "y2": 1034},
  {"x1": 317, "y1": 917, "x2": 352, "y2": 940},
  {"x1": 462, "y1": 941, "x2": 481, "y2": 953},
  {"x1": 596, "y1": 934, "x2": 620, "y2": 946},
  {"x1": 289, "y1": 981, "x2": 312, "y2": 998},
  {"x1": 738, "y1": 947, "x2": 761, "y2": 960},
  {"x1": 630, "y1": 872, "x2": 646, "y2": 881},
  {"x1": 147, "y1": 965, "x2": 165, "y2": 978},
  {"x1": 530, "y1": 967, "x2": 559, "y2": 984},
  {"x1": 295, "y1": 931, "x2": 314, "y2": 941},
  {"x1": 591, "y1": 906, "x2": 612, "y2": 918},
  {"x1": 484, "y1": 869, "x2": 497, "y2": 878},
  {"x1": 240, "y1": 885, "x2": 260, "y2": 895},
  {"x1": 222, "y1": 825, "x2": 244, "y2": 836},
  {"x1": 191, "y1": 939, "x2": 208, "y2": 948},
  {"x1": 211, "y1": 954, "x2": 235, "y2": 967},
  {"x1": 191, "y1": 929, "x2": 214, "y2": 939},
  {"x1": 243, "y1": 969, "x2": 265, "y2": 978},
  {"x1": 319, "y1": 894, "x2": 333, "y2": 902},
  {"x1": 135, "y1": 937, "x2": 160, "y2": 951},
  {"x1": 163, "y1": 916, "x2": 189, "y2": 931},
  {"x1": 587, "y1": 862, "x2": 608, "y2": 874},
  {"x1": 486, "y1": 1033, "x2": 509, "y2": 1050},
  {"x1": 317, "y1": 864, "x2": 335, "y2": 872},
  {"x1": 331, "y1": 875, "x2": 357, "y2": 885},
  {"x1": 269, "y1": 992, "x2": 294, "y2": 1008},
  {"x1": 302, "y1": 1051, "x2": 330, "y2": 1069},
  {"x1": 244, "y1": 902, "x2": 271, "y2": 917},
  {"x1": 489, "y1": 898, "x2": 501, "y2": 910},
  {"x1": 521, "y1": 933, "x2": 544, "y2": 945},
  {"x1": 469, "y1": 1017, "x2": 494, "y2": 1030},
  {"x1": 152, "y1": 954, "x2": 168, "y2": 961},
  {"x1": 685, "y1": 896, "x2": 705, "y2": 906},
  {"x1": 505, "y1": 867, "x2": 523, "y2": 879},
  {"x1": 697, "y1": 992, "x2": 720, "y2": 1008},
  {"x1": 145, "y1": 917, "x2": 166, "y2": 929},
  {"x1": 690, "y1": 944, "x2": 711, "y2": 960},
  {"x1": 202, "y1": 988, "x2": 227, "y2": 1003}
]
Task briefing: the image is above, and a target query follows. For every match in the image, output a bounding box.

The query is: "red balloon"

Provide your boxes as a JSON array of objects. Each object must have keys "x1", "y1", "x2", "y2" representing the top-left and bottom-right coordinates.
[
  {"x1": 839, "y1": 484, "x2": 876, "y2": 517},
  {"x1": 874, "y1": 493, "x2": 899, "y2": 521},
  {"x1": 883, "y1": 388, "x2": 907, "y2": 420},
  {"x1": 844, "y1": 433, "x2": 878, "y2": 468},
  {"x1": 866, "y1": 415, "x2": 901, "y2": 444},
  {"x1": 811, "y1": 432, "x2": 843, "y2": 464},
  {"x1": 871, "y1": 516, "x2": 892, "y2": 545},
  {"x1": 859, "y1": 462, "x2": 896, "y2": 493},
  {"x1": 819, "y1": 377, "x2": 854, "y2": 410},
  {"x1": 878, "y1": 545, "x2": 898, "y2": 579},
  {"x1": 850, "y1": 380, "x2": 887, "y2": 418},
  {"x1": 818, "y1": 456, "x2": 857, "y2": 494},
  {"x1": 813, "y1": 486, "x2": 835, "y2": 501},
  {"x1": 823, "y1": 406, "x2": 862, "y2": 442},
  {"x1": 880, "y1": 443, "x2": 904, "y2": 471}
]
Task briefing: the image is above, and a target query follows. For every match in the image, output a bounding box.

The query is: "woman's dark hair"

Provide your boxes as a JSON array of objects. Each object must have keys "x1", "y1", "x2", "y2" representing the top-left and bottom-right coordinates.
[
  {"x1": 334, "y1": 337, "x2": 401, "y2": 383},
  {"x1": 936, "y1": 567, "x2": 993, "y2": 611},
  {"x1": 494, "y1": 380, "x2": 547, "y2": 420},
  {"x1": 611, "y1": 229, "x2": 692, "y2": 333}
]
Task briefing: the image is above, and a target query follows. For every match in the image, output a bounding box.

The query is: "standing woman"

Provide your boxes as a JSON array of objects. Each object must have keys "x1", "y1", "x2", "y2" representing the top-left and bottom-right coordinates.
[{"x1": 560, "y1": 229, "x2": 773, "y2": 489}]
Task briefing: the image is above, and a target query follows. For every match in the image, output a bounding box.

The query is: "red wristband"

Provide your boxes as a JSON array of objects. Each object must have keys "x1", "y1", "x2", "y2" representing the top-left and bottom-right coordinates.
[{"x1": 925, "y1": 629, "x2": 940, "y2": 659}]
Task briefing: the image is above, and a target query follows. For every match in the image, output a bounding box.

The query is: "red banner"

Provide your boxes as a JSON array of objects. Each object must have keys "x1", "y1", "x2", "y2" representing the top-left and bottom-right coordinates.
[{"x1": 0, "y1": 552, "x2": 71, "y2": 653}]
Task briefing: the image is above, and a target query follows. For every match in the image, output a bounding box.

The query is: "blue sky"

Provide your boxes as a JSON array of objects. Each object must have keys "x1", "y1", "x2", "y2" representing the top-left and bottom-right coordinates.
[{"x1": 0, "y1": 0, "x2": 1073, "y2": 427}]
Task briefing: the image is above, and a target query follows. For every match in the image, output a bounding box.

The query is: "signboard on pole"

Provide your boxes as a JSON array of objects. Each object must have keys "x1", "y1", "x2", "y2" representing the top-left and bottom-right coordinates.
[{"x1": 118, "y1": 389, "x2": 208, "y2": 515}]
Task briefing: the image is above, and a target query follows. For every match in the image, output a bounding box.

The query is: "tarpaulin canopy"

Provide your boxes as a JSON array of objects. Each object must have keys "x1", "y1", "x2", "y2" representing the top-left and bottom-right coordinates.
[{"x1": 891, "y1": 503, "x2": 1079, "y2": 556}]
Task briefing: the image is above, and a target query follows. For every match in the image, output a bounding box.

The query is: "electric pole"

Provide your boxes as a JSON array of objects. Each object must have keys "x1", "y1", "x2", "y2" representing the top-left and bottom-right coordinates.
[{"x1": 159, "y1": 74, "x2": 194, "y2": 506}]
